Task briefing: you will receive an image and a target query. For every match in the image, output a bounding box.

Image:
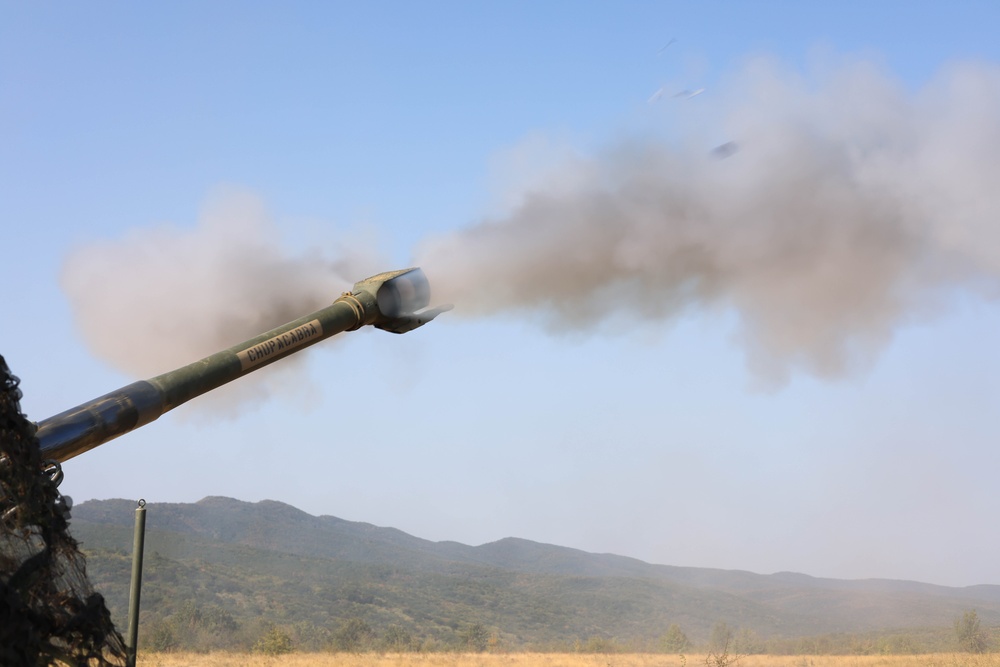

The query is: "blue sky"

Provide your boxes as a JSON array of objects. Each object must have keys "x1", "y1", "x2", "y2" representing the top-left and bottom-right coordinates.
[{"x1": 3, "y1": 1, "x2": 1000, "y2": 588}]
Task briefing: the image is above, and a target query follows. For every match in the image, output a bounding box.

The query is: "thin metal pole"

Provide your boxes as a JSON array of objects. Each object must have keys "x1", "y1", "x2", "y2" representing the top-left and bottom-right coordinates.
[{"x1": 125, "y1": 499, "x2": 147, "y2": 667}]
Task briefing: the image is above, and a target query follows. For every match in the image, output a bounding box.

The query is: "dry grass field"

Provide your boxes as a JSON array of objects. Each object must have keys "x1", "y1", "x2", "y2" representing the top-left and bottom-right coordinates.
[{"x1": 136, "y1": 652, "x2": 1000, "y2": 667}]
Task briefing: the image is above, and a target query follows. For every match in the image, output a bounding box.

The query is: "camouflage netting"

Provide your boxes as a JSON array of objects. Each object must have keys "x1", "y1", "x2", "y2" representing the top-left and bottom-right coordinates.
[{"x1": 1, "y1": 354, "x2": 126, "y2": 666}]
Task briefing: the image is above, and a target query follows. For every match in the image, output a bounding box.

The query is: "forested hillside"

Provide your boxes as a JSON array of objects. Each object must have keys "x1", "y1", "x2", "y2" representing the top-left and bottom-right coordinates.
[{"x1": 70, "y1": 497, "x2": 1000, "y2": 654}]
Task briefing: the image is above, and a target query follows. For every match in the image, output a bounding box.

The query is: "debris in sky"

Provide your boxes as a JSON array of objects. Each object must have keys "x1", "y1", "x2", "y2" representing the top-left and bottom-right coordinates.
[
  {"x1": 711, "y1": 141, "x2": 739, "y2": 159},
  {"x1": 647, "y1": 86, "x2": 667, "y2": 104},
  {"x1": 656, "y1": 38, "x2": 677, "y2": 55},
  {"x1": 674, "y1": 87, "x2": 706, "y2": 99}
]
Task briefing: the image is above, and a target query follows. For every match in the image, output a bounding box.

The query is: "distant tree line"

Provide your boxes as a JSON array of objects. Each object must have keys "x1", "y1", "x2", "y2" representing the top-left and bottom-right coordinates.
[
  {"x1": 140, "y1": 603, "x2": 508, "y2": 655},
  {"x1": 137, "y1": 601, "x2": 998, "y2": 657}
]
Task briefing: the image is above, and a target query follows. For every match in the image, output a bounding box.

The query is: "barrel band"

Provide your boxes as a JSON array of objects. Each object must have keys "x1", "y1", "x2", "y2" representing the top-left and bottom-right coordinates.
[{"x1": 336, "y1": 292, "x2": 366, "y2": 330}]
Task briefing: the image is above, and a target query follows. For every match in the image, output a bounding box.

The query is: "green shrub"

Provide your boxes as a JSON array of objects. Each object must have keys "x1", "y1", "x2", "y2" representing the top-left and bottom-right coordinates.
[{"x1": 253, "y1": 625, "x2": 293, "y2": 655}]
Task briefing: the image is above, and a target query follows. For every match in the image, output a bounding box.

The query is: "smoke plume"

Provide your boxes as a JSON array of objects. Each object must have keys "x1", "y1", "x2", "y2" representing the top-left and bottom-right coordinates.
[
  {"x1": 62, "y1": 57, "x2": 1000, "y2": 394},
  {"x1": 61, "y1": 188, "x2": 383, "y2": 415},
  {"x1": 416, "y1": 57, "x2": 1000, "y2": 385}
]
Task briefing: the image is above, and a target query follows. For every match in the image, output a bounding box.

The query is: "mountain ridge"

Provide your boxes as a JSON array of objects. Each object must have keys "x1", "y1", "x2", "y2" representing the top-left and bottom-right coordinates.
[
  {"x1": 69, "y1": 496, "x2": 1000, "y2": 650},
  {"x1": 72, "y1": 495, "x2": 999, "y2": 594}
]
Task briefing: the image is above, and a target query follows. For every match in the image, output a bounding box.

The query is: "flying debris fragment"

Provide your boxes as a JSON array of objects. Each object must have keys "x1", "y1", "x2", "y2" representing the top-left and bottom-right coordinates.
[
  {"x1": 647, "y1": 86, "x2": 667, "y2": 104},
  {"x1": 674, "y1": 88, "x2": 706, "y2": 100},
  {"x1": 656, "y1": 38, "x2": 677, "y2": 55},
  {"x1": 711, "y1": 141, "x2": 739, "y2": 159}
]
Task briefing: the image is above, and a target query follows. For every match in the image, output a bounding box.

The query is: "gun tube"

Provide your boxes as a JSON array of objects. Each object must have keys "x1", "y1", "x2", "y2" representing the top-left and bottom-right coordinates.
[{"x1": 36, "y1": 268, "x2": 439, "y2": 463}]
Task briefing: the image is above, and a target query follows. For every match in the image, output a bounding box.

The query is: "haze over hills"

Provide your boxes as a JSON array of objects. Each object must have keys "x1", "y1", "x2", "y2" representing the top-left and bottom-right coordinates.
[{"x1": 70, "y1": 497, "x2": 1000, "y2": 651}]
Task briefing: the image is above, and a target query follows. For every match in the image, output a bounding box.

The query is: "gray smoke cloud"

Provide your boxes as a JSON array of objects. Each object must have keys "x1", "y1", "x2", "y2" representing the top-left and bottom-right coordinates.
[
  {"x1": 62, "y1": 57, "x2": 1000, "y2": 395},
  {"x1": 61, "y1": 187, "x2": 384, "y2": 416},
  {"x1": 416, "y1": 57, "x2": 1000, "y2": 386}
]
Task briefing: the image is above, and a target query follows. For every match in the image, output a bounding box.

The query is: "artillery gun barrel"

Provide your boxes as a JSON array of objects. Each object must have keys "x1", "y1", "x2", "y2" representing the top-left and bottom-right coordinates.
[{"x1": 35, "y1": 268, "x2": 449, "y2": 463}]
